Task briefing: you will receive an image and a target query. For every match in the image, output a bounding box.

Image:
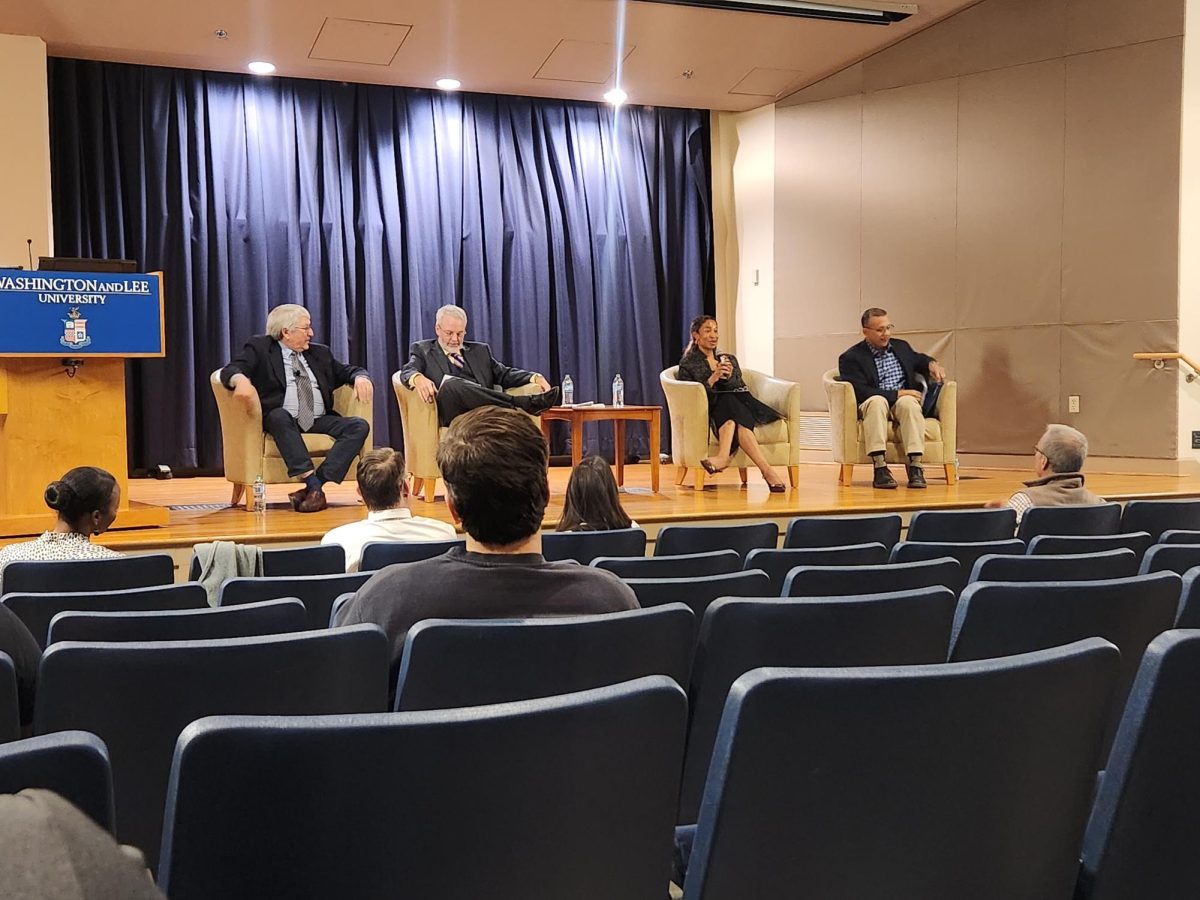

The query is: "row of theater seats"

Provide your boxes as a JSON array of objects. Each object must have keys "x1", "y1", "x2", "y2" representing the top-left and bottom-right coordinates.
[{"x1": 0, "y1": 629, "x2": 1195, "y2": 898}]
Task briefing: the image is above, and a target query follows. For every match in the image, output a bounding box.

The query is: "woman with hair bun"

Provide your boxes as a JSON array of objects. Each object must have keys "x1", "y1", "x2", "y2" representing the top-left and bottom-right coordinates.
[{"x1": 0, "y1": 466, "x2": 123, "y2": 594}]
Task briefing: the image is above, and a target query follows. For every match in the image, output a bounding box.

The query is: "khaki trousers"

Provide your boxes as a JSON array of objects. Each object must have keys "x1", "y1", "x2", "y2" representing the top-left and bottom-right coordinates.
[{"x1": 859, "y1": 394, "x2": 925, "y2": 458}]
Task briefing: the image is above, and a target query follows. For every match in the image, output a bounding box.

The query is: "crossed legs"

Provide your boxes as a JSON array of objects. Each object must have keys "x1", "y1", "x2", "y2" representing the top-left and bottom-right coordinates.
[{"x1": 703, "y1": 421, "x2": 784, "y2": 488}]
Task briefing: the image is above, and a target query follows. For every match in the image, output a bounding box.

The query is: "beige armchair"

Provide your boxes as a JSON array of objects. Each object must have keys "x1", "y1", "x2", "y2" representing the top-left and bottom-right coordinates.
[
  {"x1": 210, "y1": 371, "x2": 373, "y2": 510},
  {"x1": 392, "y1": 372, "x2": 541, "y2": 503},
  {"x1": 822, "y1": 369, "x2": 958, "y2": 486},
  {"x1": 660, "y1": 366, "x2": 801, "y2": 490}
]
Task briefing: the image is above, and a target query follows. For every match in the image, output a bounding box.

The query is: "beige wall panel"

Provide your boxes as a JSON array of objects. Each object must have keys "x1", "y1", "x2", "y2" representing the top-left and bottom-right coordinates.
[
  {"x1": 861, "y1": 81, "x2": 958, "y2": 331},
  {"x1": 781, "y1": 63, "x2": 864, "y2": 106},
  {"x1": 862, "y1": 16, "x2": 966, "y2": 93},
  {"x1": 1061, "y1": 321, "x2": 1179, "y2": 458},
  {"x1": 1063, "y1": 39, "x2": 1182, "y2": 324},
  {"x1": 899, "y1": 331, "x2": 957, "y2": 382},
  {"x1": 957, "y1": 59, "x2": 1066, "y2": 329},
  {"x1": 775, "y1": 333, "x2": 863, "y2": 411},
  {"x1": 1066, "y1": 0, "x2": 1184, "y2": 56},
  {"x1": 955, "y1": 326, "x2": 1062, "y2": 453},
  {"x1": 955, "y1": 0, "x2": 1067, "y2": 76},
  {"x1": 774, "y1": 96, "x2": 863, "y2": 339}
]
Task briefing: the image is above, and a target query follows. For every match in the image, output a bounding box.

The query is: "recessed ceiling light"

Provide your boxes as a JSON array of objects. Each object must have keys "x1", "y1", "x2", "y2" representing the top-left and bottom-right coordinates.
[
  {"x1": 604, "y1": 87, "x2": 628, "y2": 106},
  {"x1": 248, "y1": 61, "x2": 276, "y2": 76},
  {"x1": 436, "y1": 78, "x2": 461, "y2": 91}
]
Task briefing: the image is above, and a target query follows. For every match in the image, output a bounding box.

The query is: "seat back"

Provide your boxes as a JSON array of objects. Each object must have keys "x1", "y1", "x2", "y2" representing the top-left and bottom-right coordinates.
[
  {"x1": 592, "y1": 550, "x2": 741, "y2": 580},
  {"x1": 188, "y1": 545, "x2": 347, "y2": 580},
  {"x1": 0, "y1": 652, "x2": 17, "y2": 743},
  {"x1": 745, "y1": 544, "x2": 889, "y2": 595},
  {"x1": 395, "y1": 604, "x2": 695, "y2": 711},
  {"x1": 4, "y1": 583, "x2": 208, "y2": 649},
  {"x1": 655, "y1": 523, "x2": 778, "y2": 559},
  {"x1": 33, "y1": 625, "x2": 388, "y2": 872},
  {"x1": 950, "y1": 573, "x2": 1181, "y2": 754},
  {"x1": 359, "y1": 539, "x2": 466, "y2": 570},
  {"x1": 1119, "y1": 499, "x2": 1200, "y2": 542},
  {"x1": 970, "y1": 549, "x2": 1138, "y2": 585},
  {"x1": 48, "y1": 598, "x2": 308, "y2": 644},
  {"x1": 1158, "y1": 528, "x2": 1200, "y2": 544},
  {"x1": 890, "y1": 541, "x2": 1024, "y2": 593},
  {"x1": 626, "y1": 571, "x2": 771, "y2": 619},
  {"x1": 907, "y1": 508, "x2": 1016, "y2": 542},
  {"x1": 541, "y1": 528, "x2": 648, "y2": 564},
  {"x1": 782, "y1": 558, "x2": 961, "y2": 598},
  {"x1": 1176, "y1": 567, "x2": 1200, "y2": 628},
  {"x1": 159, "y1": 677, "x2": 687, "y2": 900},
  {"x1": 784, "y1": 514, "x2": 901, "y2": 550},
  {"x1": 219, "y1": 573, "x2": 372, "y2": 630},
  {"x1": 0, "y1": 731, "x2": 114, "y2": 831},
  {"x1": 1139, "y1": 543, "x2": 1200, "y2": 576},
  {"x1": 2, "y1": 554, "x2": 174, "y2": 594},
  {"x1": 679, "y1": 590, "x2": 957, "y2": 824},
  {"x1": 1027, "y1": 532, "x2": 1153, "y2": 560},
  {"x1": 1077, "y1": 630, "x2": 1200, "y2": 900},
  {"x1": 682, "y1": 641, "x2": 1119, "y2": 900},
  {"x1": 1016, "y1": 503, "x2": 1122, "y2": 542}
]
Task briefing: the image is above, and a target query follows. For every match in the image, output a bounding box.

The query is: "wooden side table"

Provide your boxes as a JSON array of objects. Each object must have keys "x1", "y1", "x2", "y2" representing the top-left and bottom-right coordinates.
[{"x1": 540, "y1": 405, "x2": 661, "y2": 493}]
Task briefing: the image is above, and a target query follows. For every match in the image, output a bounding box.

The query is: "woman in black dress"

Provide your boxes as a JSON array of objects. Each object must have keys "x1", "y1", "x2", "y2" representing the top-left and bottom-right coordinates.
[{"x1": 677, "y1": 315, "x2": 786, "y2": 492}]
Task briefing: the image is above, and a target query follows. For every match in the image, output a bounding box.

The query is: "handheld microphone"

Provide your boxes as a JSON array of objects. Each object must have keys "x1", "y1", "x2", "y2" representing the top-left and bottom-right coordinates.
[{"x1": 26, "y1": 239, "x2": 33, "y2": 270}]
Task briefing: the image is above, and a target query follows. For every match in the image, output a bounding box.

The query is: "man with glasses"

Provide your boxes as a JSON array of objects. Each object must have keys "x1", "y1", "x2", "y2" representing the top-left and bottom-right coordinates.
[
  {"x1": 221, "y1": 304, "x2": 372, "y2": 513},
  {"x1": 838, "y1": 307, "x2": 946, "y2": 489},
  {"x1": 986, "y1": 424, "x2": 1102, "y2": 521}
]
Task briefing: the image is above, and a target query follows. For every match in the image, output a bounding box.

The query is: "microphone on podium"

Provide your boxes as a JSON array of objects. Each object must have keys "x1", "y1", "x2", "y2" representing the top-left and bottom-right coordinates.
[{"x1": 26, "y1": 238, "x2": 33, "y2": 270}]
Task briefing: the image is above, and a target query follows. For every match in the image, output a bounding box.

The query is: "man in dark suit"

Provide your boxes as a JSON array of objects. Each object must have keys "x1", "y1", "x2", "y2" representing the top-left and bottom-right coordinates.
[
  {"x1": 838, "y1": 307, "x2": 946, "y2": 490},
  {"x1": 221, "y1": 304, "x2": 372, "y2": 512},
  {"x1": 400, "y1": 305, "x2": 560, "y2": 426}
]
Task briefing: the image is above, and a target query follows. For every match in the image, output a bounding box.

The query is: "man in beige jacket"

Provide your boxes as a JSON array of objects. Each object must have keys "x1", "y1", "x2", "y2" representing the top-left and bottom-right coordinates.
[{"x1": 987, "y1": 424, "x2": 1103, "y2": 522}]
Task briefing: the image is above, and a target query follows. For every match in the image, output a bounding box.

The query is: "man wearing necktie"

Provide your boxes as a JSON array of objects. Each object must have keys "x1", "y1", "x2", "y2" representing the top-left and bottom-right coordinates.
[
  {"x1": 837, "y1": 308, "x2": 946, "y2": 490},
  {"x1": 221, "y1": 304, "x2": 373, "y2": 512},
  {"x1": 400, "y1": 305, "x2": 560, "y2": 426}
]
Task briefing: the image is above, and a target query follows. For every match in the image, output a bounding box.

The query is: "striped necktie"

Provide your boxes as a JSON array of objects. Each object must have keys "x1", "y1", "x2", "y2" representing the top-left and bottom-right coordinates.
[
  {"x1": 447, "y1": 352, "x2": 465, "y2": 370},
  {"x1": 292, "y1": 353, "x2": 315, "y2": 431}
]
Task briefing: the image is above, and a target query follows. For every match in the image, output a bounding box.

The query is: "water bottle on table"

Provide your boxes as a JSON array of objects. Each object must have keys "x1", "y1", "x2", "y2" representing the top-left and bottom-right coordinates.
[
  {"x1": 612, "y1": 374, "x2": 624, "y2": 408},
  {"x1": 252, "y1": 475, "x2": 266, "y2": 513},
  {"x1": 562, "y1": 375, "x2": 574, "y2": 406}
]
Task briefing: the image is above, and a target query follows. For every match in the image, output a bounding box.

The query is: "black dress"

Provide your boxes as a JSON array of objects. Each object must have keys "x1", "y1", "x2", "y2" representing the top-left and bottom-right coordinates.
[{"x1": 678, "y1": 349, "x2": 781, "y2": 455}]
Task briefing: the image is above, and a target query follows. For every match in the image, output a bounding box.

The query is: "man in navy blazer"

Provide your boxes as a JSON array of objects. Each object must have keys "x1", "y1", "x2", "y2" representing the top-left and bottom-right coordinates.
[
  {"x1": 221, "y1": 304, "x2": 372, "y2": 512},
  {"x1": 837, "y1": 307, "x2": 946, "y2": 490},
  {"x1": 400, "y1": 305, "x2": 560, "y2": 426}
]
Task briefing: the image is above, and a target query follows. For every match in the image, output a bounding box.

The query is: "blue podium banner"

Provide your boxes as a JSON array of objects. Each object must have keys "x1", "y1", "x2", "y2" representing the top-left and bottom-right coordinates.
[{"x1": 0, "y1": 269, "x2": 166, "y2": 357}]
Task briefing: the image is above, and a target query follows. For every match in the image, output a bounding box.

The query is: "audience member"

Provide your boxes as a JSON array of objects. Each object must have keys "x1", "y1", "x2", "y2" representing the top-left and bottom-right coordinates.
[
  {"x1": 335, "y1": 407, "x2": 638, "y2": 699},
  {"x1": 556, "y1": 456, "x2": 637, "y2": 532},
  {"x1": 837, "y1": 307, "x2": 946, "y2": 490},
  {"x1": 399, "y1": 304, "x2": 560, "y2": 426},
  {"x1": 986, "y1": 424, "x2": 1102, "y2": 521},
  {"x1": 321, "y1": 448, "x2": 456, "y2": 571},
  {"x1": 220, "y1": 303, "x2": 372, "y2": 513}
]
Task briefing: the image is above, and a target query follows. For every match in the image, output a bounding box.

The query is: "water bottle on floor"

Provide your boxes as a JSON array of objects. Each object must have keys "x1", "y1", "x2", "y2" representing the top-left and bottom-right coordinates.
[
  {"x1": 253, "y1": 475, "x2": 266, "y2": 513},
  {"x1": 612, "y1": 374, "x2": 624, "y2": 408},
  {"x1": 562, "y1": 374, "x2": 574, "y2": 406}
]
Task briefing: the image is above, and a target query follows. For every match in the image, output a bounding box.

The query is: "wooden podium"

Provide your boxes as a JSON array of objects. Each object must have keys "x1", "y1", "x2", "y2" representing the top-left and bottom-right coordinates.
[{"x1": 0, "y1": 267, "x2": 170, "y2": 537}]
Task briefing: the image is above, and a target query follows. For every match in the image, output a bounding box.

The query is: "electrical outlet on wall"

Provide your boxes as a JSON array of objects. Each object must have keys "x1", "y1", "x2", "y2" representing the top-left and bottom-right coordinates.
[{"x1": 1068, "y1": 395, "x2": 1080, "y2": 414}]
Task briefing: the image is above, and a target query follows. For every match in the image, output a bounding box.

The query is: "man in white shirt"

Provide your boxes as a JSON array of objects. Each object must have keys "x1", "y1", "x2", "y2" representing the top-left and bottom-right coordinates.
[{"x1": 321, "y1": 448, "x2": 456, "y2": 571}]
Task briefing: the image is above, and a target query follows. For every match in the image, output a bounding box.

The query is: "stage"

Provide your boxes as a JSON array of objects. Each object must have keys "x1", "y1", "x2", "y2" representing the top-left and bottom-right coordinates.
[{"x1": 5, "y1": 461, "x2": 1199, "y2": 578}]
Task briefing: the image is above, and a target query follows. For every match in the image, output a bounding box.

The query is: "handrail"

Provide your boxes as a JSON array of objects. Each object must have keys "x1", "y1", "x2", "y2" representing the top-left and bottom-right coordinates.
[{"x1": 1134, "y1": 352, "x2": 1200, "y2": 383}]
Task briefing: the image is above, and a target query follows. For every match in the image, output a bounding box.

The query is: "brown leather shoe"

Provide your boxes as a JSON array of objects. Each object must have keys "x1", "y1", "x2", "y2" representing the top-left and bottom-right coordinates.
[
  {"x1": 288, "y1": 488, "x2": 308, "y2": 511},
  {"x1": 297, "y1": 488, "x2": 328, "y2": 513}
]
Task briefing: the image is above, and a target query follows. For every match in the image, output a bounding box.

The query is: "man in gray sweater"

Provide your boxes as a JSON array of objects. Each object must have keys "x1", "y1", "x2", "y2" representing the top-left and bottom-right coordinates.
[{"x1": 334, "y1": 406, "x2": 639, "y2": 701}]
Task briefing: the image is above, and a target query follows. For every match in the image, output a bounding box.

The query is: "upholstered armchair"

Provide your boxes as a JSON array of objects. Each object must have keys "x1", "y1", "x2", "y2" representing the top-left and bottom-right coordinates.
[
  {"x1": 210, "y1": 371, "x2": 373, "y2": 510},
  {"x1": 822, "y1": 368, "x2": 958, "y2": 486},
  {"x1": 660, "y1": 366, "x2": 801, "y2": 490},
  {"x1": 392, "y1": 372, "x2": 542, "y2": 503}
]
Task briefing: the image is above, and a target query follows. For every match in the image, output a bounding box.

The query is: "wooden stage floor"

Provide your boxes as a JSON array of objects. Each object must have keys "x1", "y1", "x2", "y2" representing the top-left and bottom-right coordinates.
[{"x1": 7, "y1": 461, "x2": 1198, "y2": 553}]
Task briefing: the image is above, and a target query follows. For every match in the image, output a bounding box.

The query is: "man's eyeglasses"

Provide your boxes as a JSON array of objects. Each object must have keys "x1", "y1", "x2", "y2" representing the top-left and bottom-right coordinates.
[
  {"x1": 866, "y1": 324, "x2": 895, "y2": 335},
  {"x1": 1033, "y1": 446, "x2": 1046, "y2": 457}
]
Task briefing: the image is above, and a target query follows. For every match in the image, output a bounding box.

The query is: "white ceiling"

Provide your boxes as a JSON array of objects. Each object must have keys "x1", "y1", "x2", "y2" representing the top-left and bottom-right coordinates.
[{"x1": 3, "y1": 0, "x2": 980, "y2": 111}]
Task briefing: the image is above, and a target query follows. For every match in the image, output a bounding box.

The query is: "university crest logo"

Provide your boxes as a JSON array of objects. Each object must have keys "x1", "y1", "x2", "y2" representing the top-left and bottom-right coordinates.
[{"x1": 61, "y1": 307, "x2": 92, "y2": 349}]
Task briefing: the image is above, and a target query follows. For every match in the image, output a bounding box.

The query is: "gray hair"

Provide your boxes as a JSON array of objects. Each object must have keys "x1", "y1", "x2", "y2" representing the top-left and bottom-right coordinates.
[
  {"x1": 265, "y1": 304, "x2": 310, "y2": 340},
  {"x1": 435, "y1": 305, "x2": 467, "y2": 326},
  {"x1": 1039, "y1": 424, "x2": 1088, "y2": 473}
]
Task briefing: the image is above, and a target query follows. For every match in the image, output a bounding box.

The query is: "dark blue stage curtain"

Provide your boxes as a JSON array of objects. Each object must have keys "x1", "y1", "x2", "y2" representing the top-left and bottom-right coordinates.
[{"x1": 48, "y1": 59, "x2": 712, "y2": 470}]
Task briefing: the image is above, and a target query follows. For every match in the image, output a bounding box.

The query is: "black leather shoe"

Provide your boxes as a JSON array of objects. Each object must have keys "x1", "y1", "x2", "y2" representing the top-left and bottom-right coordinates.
[
  {"x1": 906, "y1": 465, "x2": 927, "y2": 489},
  {"x1": 288, "y1": 488, "x2": 308, "y2": 511},
  {"x1": 515, "y1": 387, "x2": 561, "y2": 416},
  {"x1": 872, "y1": 466, "x2": 898, "y2": 489}
]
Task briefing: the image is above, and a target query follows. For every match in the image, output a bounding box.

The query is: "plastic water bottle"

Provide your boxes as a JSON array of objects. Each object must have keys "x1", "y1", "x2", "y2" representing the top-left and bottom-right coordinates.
[
  {"x1": 612, "y1": 374, "x2": 624, "y2": 408},
  {"x1": 562, "y1": 375, "x2": 574, "y2": 406},
  {"x1": 252, "y1": 475, "x2": 266, "y2": 513}
]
